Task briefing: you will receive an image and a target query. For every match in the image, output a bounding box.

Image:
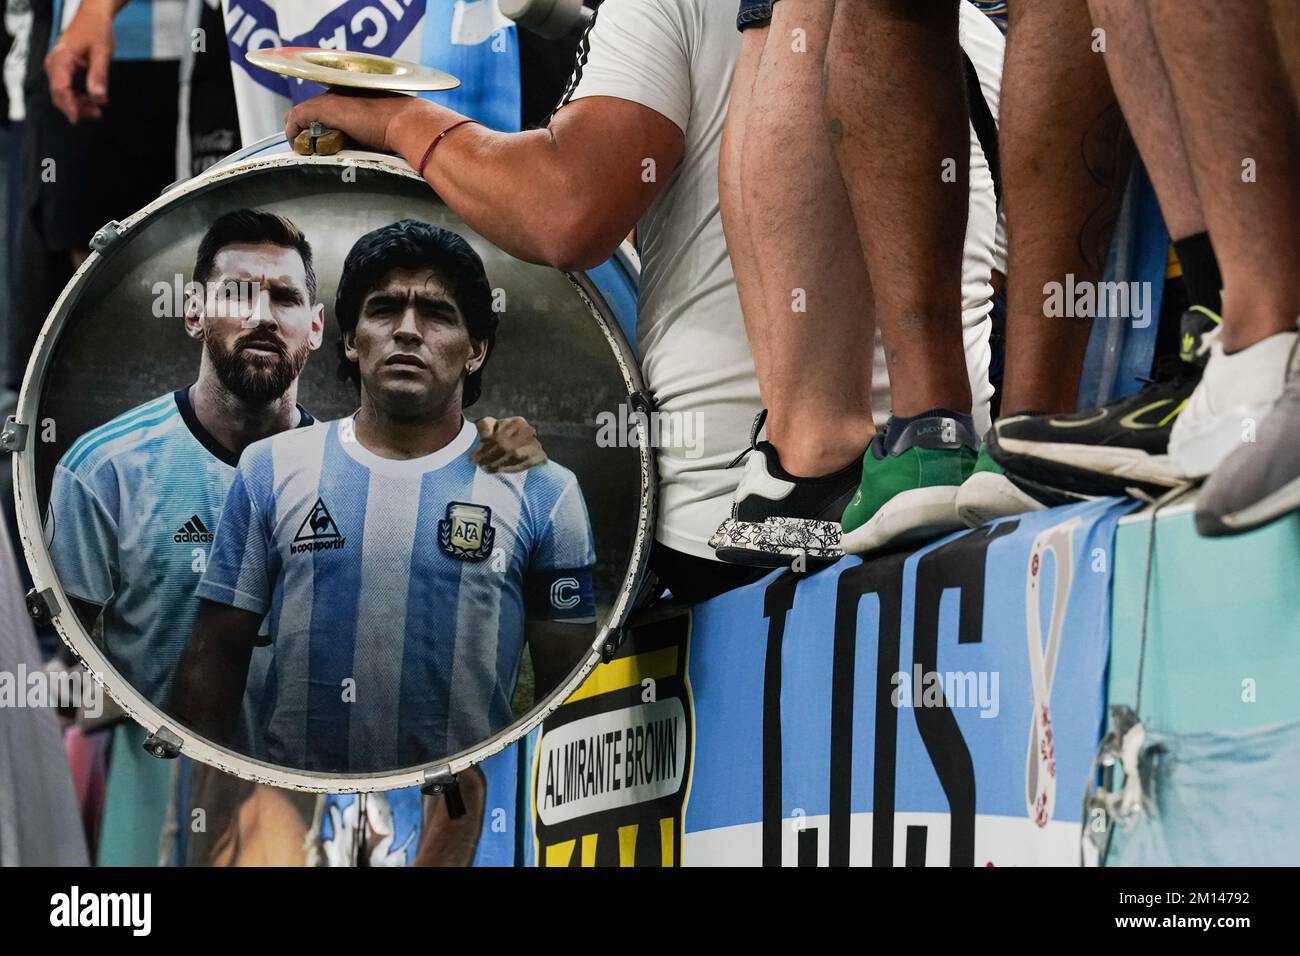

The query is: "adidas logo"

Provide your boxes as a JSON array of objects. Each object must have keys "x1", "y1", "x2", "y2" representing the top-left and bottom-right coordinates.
[
  {"x1": 174, "y1": 515, "x2": 214, "y2": 543},
  {"x1": 290, "y1": 498, "x2": 346, "y2": 554}
]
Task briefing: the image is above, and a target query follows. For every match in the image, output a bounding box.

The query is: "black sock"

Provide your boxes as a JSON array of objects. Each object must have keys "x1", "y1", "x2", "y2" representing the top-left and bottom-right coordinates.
[
  {"x1": 762, "y1": 441, "x2": 863, "y2": 484},
  {"x1": 1172, "y1": 232, "x2": 1222, "y2": 315}
]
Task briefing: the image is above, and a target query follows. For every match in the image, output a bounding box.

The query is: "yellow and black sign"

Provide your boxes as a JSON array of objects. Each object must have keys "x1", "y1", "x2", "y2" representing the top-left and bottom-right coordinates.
[{"x1": 532, "y1": 611, "x2": 694, "y2": 866}]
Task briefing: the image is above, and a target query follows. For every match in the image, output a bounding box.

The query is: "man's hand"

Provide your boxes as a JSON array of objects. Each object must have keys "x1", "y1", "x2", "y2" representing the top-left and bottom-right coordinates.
[
  {"x1": 45, "y1": 0, "x2": 121, "y2": 123},
  {"x1": 285, "y1": 91, "x2": 434, "y2": 155},
  {"x1": 472, "y1": 417, "x2": 547, "y2": 474}
]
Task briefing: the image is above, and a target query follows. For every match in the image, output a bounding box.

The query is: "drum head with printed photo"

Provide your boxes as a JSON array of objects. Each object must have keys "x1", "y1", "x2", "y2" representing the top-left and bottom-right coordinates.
[{"x1": 11, "y1": 144, "x2": 652, "y2": 791}]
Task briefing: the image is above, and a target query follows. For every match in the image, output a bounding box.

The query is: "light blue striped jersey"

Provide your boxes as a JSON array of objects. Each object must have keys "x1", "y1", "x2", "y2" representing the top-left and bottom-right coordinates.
[
  {"x1": 197, "y1": 417, "x2": 597, "y2": 773},
  {"x1": 51, "y1": 0, "x2": 187, "y2": 62},
  {"x1": 44, "y1": 389, "x2": 315, "y2": 706}
]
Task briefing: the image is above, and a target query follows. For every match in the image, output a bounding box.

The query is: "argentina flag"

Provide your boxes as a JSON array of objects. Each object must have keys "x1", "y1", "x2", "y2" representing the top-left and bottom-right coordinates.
[
  {"x1": 221, "y1": 0, "x2": 522, "y2": 144},
  {"x1": 51, "y1": 0, "x2": 187, "y2": 61}
]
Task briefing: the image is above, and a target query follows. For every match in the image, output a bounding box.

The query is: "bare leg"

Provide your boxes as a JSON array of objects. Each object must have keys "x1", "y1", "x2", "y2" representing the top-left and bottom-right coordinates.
[
  {"x1": 1150, "y1": 0, "x2": 1300, "y2": 352},
  {"x1": 825, "y1": 0, "x2": 971, "y2": 417},
  {"x1": 721, "y1": 2, "x2": 876, "y2": 476},
  {"x1": 720, "y1": 29, "x2": 771, "y2": 393},
  {"x1": 1088, "y1": 0, "x2": 1204, "y2": 242},
  {"x1": 1267, "y1": 0, "x2": 1300, "y2": 109},
  {"x1": 998, "y1": 0, "x2": 1130, "y2": 416},
  {"x1": 1193, "y1": 2, "x2": 1300, "y2": 536}
]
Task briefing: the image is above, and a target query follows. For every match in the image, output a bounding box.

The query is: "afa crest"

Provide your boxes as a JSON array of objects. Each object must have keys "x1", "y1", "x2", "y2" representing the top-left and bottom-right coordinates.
[{"x1": 439, "y1": 502, "x2": 495, "y2": 561}]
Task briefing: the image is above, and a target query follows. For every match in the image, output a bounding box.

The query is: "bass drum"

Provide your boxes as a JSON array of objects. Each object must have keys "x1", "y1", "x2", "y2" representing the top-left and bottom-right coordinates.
[{"x1": 11, "y1": 139, "x2": 653, "y2": 792}]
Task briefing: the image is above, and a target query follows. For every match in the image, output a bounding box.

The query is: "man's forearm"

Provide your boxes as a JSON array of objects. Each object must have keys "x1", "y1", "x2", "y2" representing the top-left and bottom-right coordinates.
[
  {"x1": 287, "y1": 89, "x2": 679, "y2": 268},
  {"x1": 82, "y1": 0, "x2": 130, "y2": 21},
  {"x1": 170, "y1": 622, "x2": 254, "y2": 744},
  {"x1": 529, "y1": 622, "x2": 597, "y2": 701},
  {"x1": 387, "y1": 100, "x2": 615, "y2": 269},
  {"x1": 414, "y1": 766, "x2": 487, "y2": 866}
]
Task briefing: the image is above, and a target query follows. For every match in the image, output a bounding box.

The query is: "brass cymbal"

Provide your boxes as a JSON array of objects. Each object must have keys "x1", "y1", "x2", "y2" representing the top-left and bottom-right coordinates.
[{"x1": 245, "y1": 47, "x2": 461, "y2": 93}]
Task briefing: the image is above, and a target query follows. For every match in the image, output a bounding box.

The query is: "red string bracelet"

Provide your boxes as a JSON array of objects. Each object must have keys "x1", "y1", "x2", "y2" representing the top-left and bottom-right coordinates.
[{"x1": 417, "y1": 119, "x2": 480, "y2": 176}]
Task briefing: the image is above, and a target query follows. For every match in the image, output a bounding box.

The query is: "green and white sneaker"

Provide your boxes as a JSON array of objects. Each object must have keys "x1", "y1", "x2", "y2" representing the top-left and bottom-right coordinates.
[
  {"x1": 954, "y1": 439, "x2": 1048, "y2": 527},
  {"x1": 840, "y1": 410, "x2": 979, "y2": 556}
]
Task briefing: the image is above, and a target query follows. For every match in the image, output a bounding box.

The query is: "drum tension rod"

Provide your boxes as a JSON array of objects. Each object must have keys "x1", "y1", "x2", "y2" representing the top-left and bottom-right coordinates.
[
  {"x1": 1, "y1": 416, "x2": 28, "y2": 452},
  {"x1": 600, "y1": 627, "x2": 626, "y2": 663},
  {"x1": 90, "y1": 221, "x2": 123, "y2": 254},
  {"x1": 421, "y1": 766, "x2": 467, "y2": 819},
  {"x1": 143, "y1": 726, "x2": 183, "y2": 760},
  {"x1": 24, "y1": 587, "x2": 59, "y2": 625},
  {"x1": 292, "y1": 120, "x2": 347, "y2": 157},
  {"x1": 628, "y1": 389, "x2": 656, "y2": 415}
]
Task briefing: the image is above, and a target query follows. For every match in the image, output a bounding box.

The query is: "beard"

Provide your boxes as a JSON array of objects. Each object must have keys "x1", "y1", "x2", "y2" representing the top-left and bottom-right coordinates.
[{"x1": 206, "y1": 328, "x2": 311, "y2": 404}]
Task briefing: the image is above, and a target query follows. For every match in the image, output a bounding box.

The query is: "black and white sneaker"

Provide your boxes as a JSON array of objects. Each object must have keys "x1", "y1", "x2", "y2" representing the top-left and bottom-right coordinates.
[
  {"x1": 988, "y1": 306, "x2": 1220, "y2": 499},
  {"x1": 710, "y1": 412, "x2": 863, "y2": 568}
]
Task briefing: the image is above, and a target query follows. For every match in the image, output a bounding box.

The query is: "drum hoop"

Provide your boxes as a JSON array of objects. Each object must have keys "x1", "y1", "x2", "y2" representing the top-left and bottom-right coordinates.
[{"x1": 11, "y1": 149, "x2": 655, "y2": 793}]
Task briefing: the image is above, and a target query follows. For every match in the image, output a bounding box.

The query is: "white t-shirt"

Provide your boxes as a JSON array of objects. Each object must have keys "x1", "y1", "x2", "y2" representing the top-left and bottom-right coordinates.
[
  {"x1": 560, "y1": 0, "x2": 755, "y2": 561},
  {"x1": 562, "y1": 0, "x2": 1006, "y2": 560}
]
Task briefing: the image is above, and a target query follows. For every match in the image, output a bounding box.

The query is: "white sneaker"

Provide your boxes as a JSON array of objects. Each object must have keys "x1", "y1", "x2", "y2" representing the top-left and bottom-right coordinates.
[{"x1": 1169, "y1": 328, "x2": 1298, "y2": 479}]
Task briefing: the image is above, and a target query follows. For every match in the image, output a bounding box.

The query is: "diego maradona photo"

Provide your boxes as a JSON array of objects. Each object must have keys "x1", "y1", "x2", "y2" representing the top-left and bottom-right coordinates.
[{"x1": 171, "y1": 220, "x2": 599, "y2": 774}]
